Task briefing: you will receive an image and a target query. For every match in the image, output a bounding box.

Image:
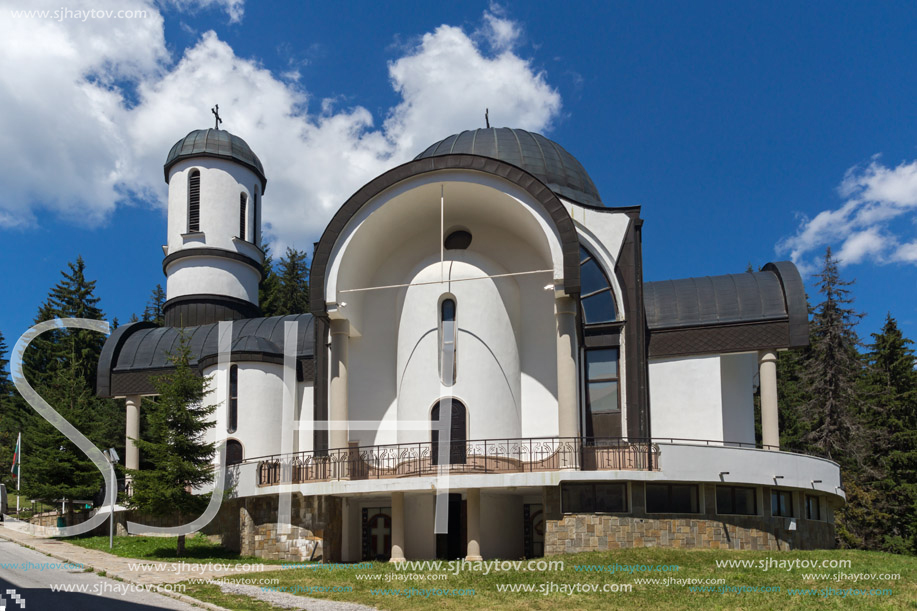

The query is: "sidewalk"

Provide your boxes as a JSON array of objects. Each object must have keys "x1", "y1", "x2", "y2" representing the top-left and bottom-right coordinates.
[{"x1": 0, "y1": 518, "x2": 232, "y2": 609}]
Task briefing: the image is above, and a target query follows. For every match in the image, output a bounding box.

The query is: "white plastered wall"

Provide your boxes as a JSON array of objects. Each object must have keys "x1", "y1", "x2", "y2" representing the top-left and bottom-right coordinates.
[
  {"x1": 165, "y1": 158, "x2": 264, "y2": 304},
  {"x1": 333, "y1": 175, "x2": 562, "y2": 448},
  {"x1": 202, "y1": 362, "x2": 284, "y2": 460},
  {"x1": 648, "y1": 355, "x2": 724, "y2": 441},
  {"x1": 719, "y1": 352, "x2": 757, "y2": 445}
]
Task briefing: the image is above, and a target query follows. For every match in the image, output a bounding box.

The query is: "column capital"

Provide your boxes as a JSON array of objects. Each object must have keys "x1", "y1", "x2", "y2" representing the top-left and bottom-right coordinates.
[
  {"x1": 330, "y1": 318, "x2": 350, "y2": 336},
  {"x1": 555, "y1": 295, "x2": 577, "y2": 317},
  {"x1": 758, "y1": 349, "x2": 778, "y2": 364}
]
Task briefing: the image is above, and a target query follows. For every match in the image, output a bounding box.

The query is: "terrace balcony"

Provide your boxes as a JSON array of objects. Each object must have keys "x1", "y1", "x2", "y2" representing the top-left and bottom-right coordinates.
[{"x1": 228, "y1": 437, "x2": 843, "y2": 504}]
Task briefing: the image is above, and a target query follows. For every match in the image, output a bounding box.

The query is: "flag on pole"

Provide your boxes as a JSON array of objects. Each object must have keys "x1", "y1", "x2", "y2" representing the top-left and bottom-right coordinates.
[{"x1": 10, "y1": 433, "x2": 20, "y2": 479}]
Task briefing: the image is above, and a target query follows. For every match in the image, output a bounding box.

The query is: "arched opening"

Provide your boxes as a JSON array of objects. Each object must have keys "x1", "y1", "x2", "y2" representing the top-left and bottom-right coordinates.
[
  {"x1": 431, "y1": 398, "x2": 466, "y2": 465},
  {"x1": 188, "y1": 170, "x2": 201, "y2": 232},
  {"x1": 226, "y1": 439, "x2": 243, "y2": 465}
]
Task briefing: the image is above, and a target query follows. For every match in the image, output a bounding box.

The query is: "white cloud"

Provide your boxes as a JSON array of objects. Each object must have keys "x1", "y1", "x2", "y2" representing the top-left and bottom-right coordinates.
[
  {"x1": 165, "y1": 0, "x2": 244, "y2": 23},
  {"x1": 0, "y1": 2, "x2": 561, "y2": 253},
  {"x1": 778, "y1": 157, "x2": 917, "y2": 270}
]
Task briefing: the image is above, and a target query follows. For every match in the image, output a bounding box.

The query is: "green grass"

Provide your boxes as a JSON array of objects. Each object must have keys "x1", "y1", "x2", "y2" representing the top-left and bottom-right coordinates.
[
  {"x1": 67, "y1": 534, "x2": 286, "y2": 564},
  {"x1": 181, "y1": 548, "x2": 917, "y2": 610}
]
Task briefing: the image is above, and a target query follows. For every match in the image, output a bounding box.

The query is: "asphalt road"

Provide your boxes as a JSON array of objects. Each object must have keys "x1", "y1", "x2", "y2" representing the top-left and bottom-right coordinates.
[{"x1": 0, "y1": 539, "x2": 203, "y2": 610}]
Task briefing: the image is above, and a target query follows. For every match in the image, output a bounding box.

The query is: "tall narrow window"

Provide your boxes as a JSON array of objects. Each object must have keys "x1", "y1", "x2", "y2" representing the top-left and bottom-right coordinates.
[
  {"x1": 239, "y1": 193, "x2": 248, "y2": 241},
  {"x1": 228, "y1": 365, "x2": 238, "y2": 433},
  {"x1": 440, "y1": 298, "x2": 456, "y2": 385},
  {"x1": 253, "y1": 185, "x2": 260, "y2": 244},
  {"x1": 188, "y1": 170, "x2": 201, "y2": 232},
  {"x1": 585, "y1": 348, "x2": 621, "y2": 439}
]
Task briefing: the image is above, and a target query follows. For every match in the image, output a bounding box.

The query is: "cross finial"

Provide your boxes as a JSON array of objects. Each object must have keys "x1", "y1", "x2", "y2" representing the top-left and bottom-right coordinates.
[
  {"x1": 212, "y1": 105, "x2": 223, "y2": 130},
  {"x1": 485, "y1": 108, "x2": 490, "y2": 129}
]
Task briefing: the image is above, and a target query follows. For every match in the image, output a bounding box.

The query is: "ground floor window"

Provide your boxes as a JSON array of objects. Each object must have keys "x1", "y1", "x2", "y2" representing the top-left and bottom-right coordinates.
[
  {"x1": 805, "y1": 494, "x2": 821, "y2": 520},
  {"x1": 771, "y1": 490, "x2": 794, "y2": 517},
  {"x1": 562, "y1": 483, "x2": 627, "y2": 513},
  {"x1": 361, "y1": 507, "x2": 392, "y2": 561},
  {"x1": 646, "y1": 483, "x2": 700, "y2": 514},
  {"x1": 716, "y1": 485, "x2": 757, "y2": 515}
]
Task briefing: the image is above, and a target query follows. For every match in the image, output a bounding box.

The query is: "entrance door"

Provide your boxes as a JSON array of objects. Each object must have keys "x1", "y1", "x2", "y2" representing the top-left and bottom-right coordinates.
[
  {"x1": 361, "y1": 507, "x2": 392, "y2": 561},
  {"x1": 435, "y1": 493, "x2": 466, "y2": 560},
  {"x1": 523, "y1": 503, "x2": 545, "y2": 557},
  {"x1": 431, "y1": 399, "x2": 467, "y2": 465}
]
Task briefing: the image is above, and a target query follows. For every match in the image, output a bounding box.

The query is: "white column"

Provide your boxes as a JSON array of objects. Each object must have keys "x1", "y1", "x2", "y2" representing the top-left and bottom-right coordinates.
[
  {"x1": 329, "y1": 319, "x2": 349, "y2": 451},
  {"x1": 465, "y1": 488, "x2": 483, "y2": 561},
  {"x1": 759, "y1": 350, "x2": 779, "y2": 450},
  {"x1": 125, "y1": 395, "x2": 141, "y2": 471},
  {"x1": 555, "y1": 297, "x2": 578, "y2": 439},
  {"x1": 390, "y1": 491, "x2": 406, "y2": 563}
]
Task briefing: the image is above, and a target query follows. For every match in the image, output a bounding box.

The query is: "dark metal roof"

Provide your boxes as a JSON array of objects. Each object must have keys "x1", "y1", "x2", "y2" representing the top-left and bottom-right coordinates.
[
  {"x1": 414, "y1": 128, "x2": 602, "y2": 207},
  {"x1": 644, "y1": 265, "x2": 805, "y2": 331},
  {"x1": 97, "y1": 314, "x2": 313, "y2": 397},
  {"x1": 164, "y1": 128, "x2": 267, "y2": 191},
  {"x1": 113, "y1": 314, "x2": 312, "y2": 371}
]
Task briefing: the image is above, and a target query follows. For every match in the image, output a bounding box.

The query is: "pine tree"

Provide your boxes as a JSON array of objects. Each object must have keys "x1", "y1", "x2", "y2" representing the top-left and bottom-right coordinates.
[
  {"x1": 861, "y1": 315, "x2": 917, "y2": 554},
  {"x1": 142, "y1": 285, "x2": 166, "y2": 326},
  {"x1": 0, "y1": 332, "x2": 21, "y2": 484},
  {"x1": 802, "y1": 248, "x2": 864, "y2": 463},
  {"x1": 259, "y1": 242, "x2": 281, "y2": 317},
  {"x1": 16, "y1": 257, "x2": 123, "y2": 505},
  {"x1": 127, "y1": 332, "x2": 216, "y2": 556},
  {"x1": 274, "y1": 247, "x2": 310, "y2": 315}
]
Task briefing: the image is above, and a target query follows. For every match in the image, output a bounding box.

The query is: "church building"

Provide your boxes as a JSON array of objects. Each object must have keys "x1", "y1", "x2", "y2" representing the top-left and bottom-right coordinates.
[{"x1": 96, "y1": 124, "x2": 844, "y2": 561}]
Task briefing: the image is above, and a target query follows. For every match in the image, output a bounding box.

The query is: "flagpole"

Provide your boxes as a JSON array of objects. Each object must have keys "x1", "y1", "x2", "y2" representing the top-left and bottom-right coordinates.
[{"x1": 15, "y1": 432, "x2": 20, "y2": 515}]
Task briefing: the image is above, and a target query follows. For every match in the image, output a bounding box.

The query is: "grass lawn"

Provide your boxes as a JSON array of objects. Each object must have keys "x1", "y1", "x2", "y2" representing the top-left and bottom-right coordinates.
[
  {"x1": 181, "y1": 548, "x2": 917, "y2": 610},
  {"x1": 67, "y1": 534, "x2": 288, "y2": 564}
]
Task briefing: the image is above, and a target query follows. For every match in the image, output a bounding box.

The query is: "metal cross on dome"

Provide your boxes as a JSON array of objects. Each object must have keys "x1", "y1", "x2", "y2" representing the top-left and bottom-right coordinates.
[{"x1": 212, "y1": 105, "x2": 223, "y2": 130}]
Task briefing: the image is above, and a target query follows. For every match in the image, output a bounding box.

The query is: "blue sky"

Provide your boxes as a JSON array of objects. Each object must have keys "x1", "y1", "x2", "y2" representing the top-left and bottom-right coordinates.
[{"x1": 2, "y1": 0, "x2": 917, "y2": 350}]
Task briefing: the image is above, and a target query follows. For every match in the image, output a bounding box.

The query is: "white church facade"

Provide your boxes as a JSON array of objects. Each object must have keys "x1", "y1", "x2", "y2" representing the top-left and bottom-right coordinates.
[{"x1": 96, "y1": 126, "x2": 844, "y2": 561}]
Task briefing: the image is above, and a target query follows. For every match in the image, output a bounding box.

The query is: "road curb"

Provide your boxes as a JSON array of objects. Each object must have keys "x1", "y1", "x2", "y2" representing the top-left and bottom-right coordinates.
[{"x1": 0, "y1": 529, "x2": 231, "y2": 611}]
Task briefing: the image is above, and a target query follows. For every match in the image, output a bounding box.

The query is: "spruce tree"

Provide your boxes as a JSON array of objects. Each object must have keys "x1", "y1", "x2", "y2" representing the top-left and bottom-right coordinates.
[
  {"x1": 258, "y1": 242, "x2": 281, "y2": 317},
  {"x1": 274, "y1": 247, "x2": 310, "y2": 315},
  {"x1": 862, "y1": 315, "x2": 917, "y2": 554},
  {"x1": 127, "y1": 332, "x2": 216, "y2": 556},
  {"x1": 802, "y1": 248, "x2": 863, "y2": 462},
  {"x1": 15, "y1": 257, "x2": 123, "y2": 506},
  {"x1": 142, "y1": 285, "x2": 166, "y2": 326}
]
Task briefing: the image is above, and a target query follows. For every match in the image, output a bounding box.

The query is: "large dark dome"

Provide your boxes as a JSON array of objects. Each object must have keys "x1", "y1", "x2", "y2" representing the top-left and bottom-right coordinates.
[
  {"x1": 164, "y1": 128, "x2": 267, "y2": 191},
  {"x1": 415, "y1": 127, "x2": 602, "y2": 206}
]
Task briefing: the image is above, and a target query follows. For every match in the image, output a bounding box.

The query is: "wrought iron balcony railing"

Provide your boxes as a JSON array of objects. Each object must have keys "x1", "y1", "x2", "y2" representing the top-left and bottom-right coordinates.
[{"x1": 251, "y1": 437, "x2": 660, "y2": 486}]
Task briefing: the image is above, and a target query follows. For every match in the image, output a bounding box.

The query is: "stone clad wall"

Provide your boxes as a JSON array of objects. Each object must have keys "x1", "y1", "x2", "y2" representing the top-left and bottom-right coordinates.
[
  {"x1": 543, "y1": 483, "x2": 835, "y2": 555},
  {"x1": 209, "y1": 493, "x2": 342, "y2": 562}
]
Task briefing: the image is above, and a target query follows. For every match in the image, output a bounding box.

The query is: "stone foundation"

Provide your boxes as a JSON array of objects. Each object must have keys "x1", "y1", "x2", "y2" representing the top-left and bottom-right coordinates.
[
  {"x1": 543, "y1": 483, "x2": 836, "y2": 554},
  {"x1": 222, "y1": 494, "x2": 342, "y2": 562}
]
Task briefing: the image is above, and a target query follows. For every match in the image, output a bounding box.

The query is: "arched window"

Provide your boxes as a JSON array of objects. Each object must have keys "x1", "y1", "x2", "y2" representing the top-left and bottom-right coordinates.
[
  {"x1": 226, "y1": 439, "x2": 243, "y2": 465},
  {"x1": 253, "y1": 185, "x2": 260, "y2": 244},
  {"x1": 188, "y1": 170, "x2": 201, "y2": 232},
  {"x1": 440, "y1": 298, "x2": 456, "y2": 385},
  {"x1": 239, "y1": 193, "x2": 248, "y2": 241},
  {"x1": 579, "y1": 246, "x2": 616, "y2": 324},
  {"x1": 228, "y1": 365, "x2": 238, "y2": 433},
  {"x1": 431, "y1": 399, "x2": 466, "y2": 465}
]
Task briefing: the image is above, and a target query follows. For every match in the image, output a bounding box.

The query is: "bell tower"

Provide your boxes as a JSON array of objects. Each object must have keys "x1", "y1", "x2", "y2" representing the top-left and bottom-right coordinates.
[{"x1": 161, "y1": 121, "x2": 267, "y2": 327}]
